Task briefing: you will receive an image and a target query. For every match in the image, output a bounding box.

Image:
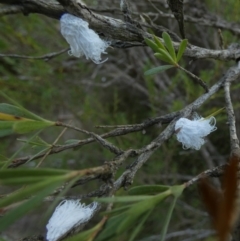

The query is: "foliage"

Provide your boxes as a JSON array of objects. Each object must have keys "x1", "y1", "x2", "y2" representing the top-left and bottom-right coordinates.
[
  {"x1": 144, "y1": 32, "x2": 187, "y2": 76},
  {"x1": 0, "y1": 1, "x2": 240, "y2": 241}
]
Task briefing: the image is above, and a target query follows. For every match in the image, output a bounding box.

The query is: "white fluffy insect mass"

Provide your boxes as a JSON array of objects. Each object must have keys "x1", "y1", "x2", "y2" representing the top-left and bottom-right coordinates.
[
  {"x1": 175, "y1": 115, "x2": 217, "y2": 150},
  {"x1": 60, "y1": 13, "x2": 110, "y2": 64},
  {"x1": 46, "y1": 199, "x2": 98, "y2": 241}
]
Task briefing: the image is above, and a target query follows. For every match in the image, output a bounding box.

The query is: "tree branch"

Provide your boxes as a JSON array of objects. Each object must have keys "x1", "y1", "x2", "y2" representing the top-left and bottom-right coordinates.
[
  {"x1": 0, "y1": 0, "x2": 240, "y2": 61},
  {"x1": 0, "y1": 48, "x2": 69, "y2": 61}
]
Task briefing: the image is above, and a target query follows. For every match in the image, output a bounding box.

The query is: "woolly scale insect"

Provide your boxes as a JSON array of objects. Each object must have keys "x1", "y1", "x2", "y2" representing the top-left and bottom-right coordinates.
[
  {"x1": 46, "y1": 200, "x2": 98, "y2": 241},
  {"x1": 175, "y1": 115, "x2": 217, "y2": 150},
  {"x1": 60, "y1": 14, "x2": 110, "y2": 64}
]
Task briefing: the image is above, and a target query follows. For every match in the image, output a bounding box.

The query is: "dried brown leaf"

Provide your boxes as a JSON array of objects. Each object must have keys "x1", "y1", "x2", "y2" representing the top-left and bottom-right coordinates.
[
  {"x1": 198, "y1": 178, "x2": 222, "y2": 230},
  {"x1": 217, "y1": 156, "x2": 239, "y2": 241},
  {"x1": 199, "y1": 156, "x2": 239, "y2": 241}
]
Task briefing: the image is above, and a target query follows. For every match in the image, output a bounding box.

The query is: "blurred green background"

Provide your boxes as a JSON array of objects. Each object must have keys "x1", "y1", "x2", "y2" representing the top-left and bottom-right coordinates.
[{"x1": 0, "y1": 0, "x2": 240, "y2": 240}]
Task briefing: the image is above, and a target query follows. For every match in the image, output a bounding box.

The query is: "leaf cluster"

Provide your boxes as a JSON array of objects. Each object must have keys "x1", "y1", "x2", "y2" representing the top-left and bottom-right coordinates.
[
  {"x1": 73, "y1": 184, "x2": 185, "y2": 241},
  {"x1": 144, "y1": 32, "x2": 188, "y2": 76},
  {"x1": 0, "y1": 91, "x2": 55, "y2": 137}
]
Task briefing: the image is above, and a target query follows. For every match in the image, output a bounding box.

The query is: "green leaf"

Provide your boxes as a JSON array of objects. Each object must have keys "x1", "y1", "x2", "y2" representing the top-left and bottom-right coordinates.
[
  {"x1": 144, "y1": 65, "x2": 174, "y2": 76},
  {"x1": 144, "y1": 38, "x2": 159, "y2": 52},
  {"x1": 162, "y1": 32, "x2": 176, "y2": 61},
  {"x1": 1, "y1": 130, "x2": 44, "y2": 169},
  {"x1": 102, "y1": 204, "x2": 133, "y2": 216},
  {"x1": 0, "y1": 177, "x2": 50, "y2": 185},
  {"x1": 0, "y1": 121, "x2": 14, "y2": 137},
  {"x1": 95, "y1": 213, "x2": 126, "y2": 241},
  {"x1": 0, "y1": 92, "x2": 54, "y2": 122},
  {"x1": 65, "y1": 228, "x2": 95, "y2": 241},
  {"x1": 128, "y1": 185, "x2": 170, "y2": 195},
  {"x1": 155, "y1": 48, "x2": 176, "y2": 65},
  {"x1": 176, "y1": 39, "x2": 188, "y2": 62},
  {"x1": 13, "y1": 120, "x2": 55, "y2": 134},
  {"x1": 160, "y1": 185, "x2": 185, "y2": 241},
  {"x1": 203, "y1": 107, "x2": 225, "y2": 120},
  {"x1": 0, "y1": 104, "x2": 32, "y2": 121},
  {"x1": 129, "y1": 209, "x2": 152, "y2": 241},
  {"x1": 0, "y1": 155, "x2": 8, "y2": 161},
  {"x1": 97, "y1": 195, "x2": 152, "y2": 203},
  {"x1": 0, "y1": 168, "x2": 69, "y2": 180},
  {"x1": 18, "y1": 136, "x2": 51, "y2": 148},
  {"x1": 0, "y1": 92, "x2": 47, "y2": 121},
  {"x1": 170, "y1": 184, "x2": 185, "y2": 198},
  {"x1": 0, "y1": 162, "x2": 8, "y2": 168},
  {"x1": 65, "y1": 139, "x2": 80, "y2": 145},
  {"x1": 160, "y1": 197, "x2": 177, "y2": 241},
  {"x1": 0, "y1": 177, "x2": 65, "y2": 209},
  {"x1": 117, "y1": 191, "x2": 171, "y2": 233},
  {"x1": 0, "y1": 179, "x2": 62, "y2": 232},
  {"x1": 153, "y1": 35, "x2": 167, "y2": 51},
  {"x1": 65, "y1": 219, "x2": 102, "y2": 241}
]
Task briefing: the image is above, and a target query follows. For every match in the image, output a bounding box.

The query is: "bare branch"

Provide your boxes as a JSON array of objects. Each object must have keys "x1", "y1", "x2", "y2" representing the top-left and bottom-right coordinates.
[
  {"x1": 0, "y1": 5, "x2": 23, "y2": 16},
  {"x1": 0, "y1": 1, "x2": 239, "y2": 61},
  {"x1": 177, "y1": 65, "x2": 208, "y2": 92},
  {"x1": 0, "y1": 48, "x2": 69, "y2": 61},
  {"x1": 224, "y1": 69, "x2": 240, "y2": 154},
  {"x1": 184, "y1": 164, "x2": 226, "y2": 188}
]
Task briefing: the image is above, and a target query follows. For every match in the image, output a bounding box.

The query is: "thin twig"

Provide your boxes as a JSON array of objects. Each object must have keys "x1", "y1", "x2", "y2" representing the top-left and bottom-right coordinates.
[
  {"x1": 218, "y1": 29, "x2": 225, "y2": 50},
  {"x1": 178, "y1": 65, "x2": 209, "y2": 92},
  {"x1": 0, "y1": 48, "x2": 69, "y2": 61},
  {"x1": 9, "y1": 66, "x2": 240, "y2": 168},
  {"x1": 36, "y1": 123, "x2": 70, "y2": 168},
  {"x1": 224, "y1": 75, "x2": 240, "y2": 154},
  {"x1": 57, "y1": 122, "x2": 124, "y2": 155},
  {"x1": 184, "y1": 164, "x2": 226, "y2": 187}
]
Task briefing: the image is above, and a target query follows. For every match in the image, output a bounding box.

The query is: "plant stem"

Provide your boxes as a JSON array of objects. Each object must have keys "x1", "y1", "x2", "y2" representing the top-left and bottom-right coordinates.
[{"x1": 178, "y1": 65, "x2": 209, "y2": 92}]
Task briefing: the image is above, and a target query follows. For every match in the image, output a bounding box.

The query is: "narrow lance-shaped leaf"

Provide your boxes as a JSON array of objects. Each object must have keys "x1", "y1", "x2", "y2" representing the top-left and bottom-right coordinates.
[
  {"x1": 0, "y1": 177, "x2": 53, "y2": 185},
  {"x1": 203, "y1": 107, "x2": 225, "y2": 120},
  {"x1": 97, "y1": 195, "x2": 152, "y2": 203},
  {"x1": 0, "y1": 103, "x2": 38, "y2": 120},
  {"x1": 154, "y1": 53, "x2": 173, "y2": 64},
  {"x1": 18, "y1": 137, "x2": 51, "y2": 148},
  {"x1": 0, "y1": 180, "x2": 62, "y2": 232},
  {"x1": 13, "y1": 120, "x2": 55, "y2": 134},
  {"x1": 144, "y1": 65, "x2": 174, "y2": 76},
  {"x1": 0, "y1": 176, "x2": 66, "y2": 209},
  {"x1": 160, "y1": 185, "x2": 185, "y2": 241},
  {"x1": 65, "y1": 218, "x2": 104, "y2": 241},
  {"x1": 160, "y1": 197, "x2": 178, "y2": 241},
  {"x1": 144, "y1": 38, "x2": 159, "y2": 52},
  {"x1": 155, "y1": 48, "x2": 176, "y2": 65},
  {"x1": 95, "y1": 213, "x2": 126, "y2": 241},
  {"x1": 1, "y1": 130, "x2": 44, "y2": 169},
  {"x1": 162, "y1": 32, "x2": 177, "y2": 61},
  {"x1": 170, "y1": 184, "x2": 185, "y2": 198},
  {"x1": 0, "y1": 92, "x2": 49, "y2": 121},
  {"x1": 0, "y1": 168, "x2": 69, "y2": 180},
  {"x1": 117, "y1": 190, "x2": 171, "y2": 234},
  {"x1": 154, "y1": 35, "x2": 167, "y2": 51},
  {"x1": 128, "y1": 185, "x2": 170, "y2": 195},
  {"x1": 0, "y1": 112, "x2": 30, "y2": 121},
  {"x1": 177, "y1": 39, "x2": 188, "y2": 62},
  {"x1": 102, "y1": 205, "x2": 132, "y2": 217},
  {"x1": 129, "y1": 209, "x2": 152, "y2": 241},
  {"x1": 0, "y1": 121, "x2": 14, "y2": 137}
]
